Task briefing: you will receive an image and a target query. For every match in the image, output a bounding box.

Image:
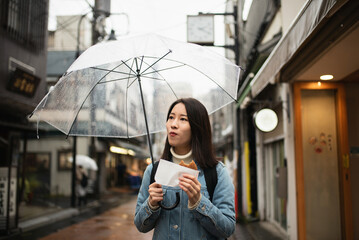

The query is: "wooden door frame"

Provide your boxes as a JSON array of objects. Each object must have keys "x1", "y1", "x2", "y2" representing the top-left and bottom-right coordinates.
[{"x1": 293, "y1": 82, "x2": 353, "y2": 240}]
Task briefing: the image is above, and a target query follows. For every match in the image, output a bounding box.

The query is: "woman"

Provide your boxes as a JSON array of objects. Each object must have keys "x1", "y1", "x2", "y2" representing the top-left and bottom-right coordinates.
[{"x1": 134, "y1": 98, "x2": 235, "y2": 239}]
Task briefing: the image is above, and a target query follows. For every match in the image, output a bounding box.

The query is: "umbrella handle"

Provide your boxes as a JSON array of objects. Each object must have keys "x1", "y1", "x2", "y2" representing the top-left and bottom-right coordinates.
[{"x1": 158, "y1": 192, "x2": 180, "y2": 210}]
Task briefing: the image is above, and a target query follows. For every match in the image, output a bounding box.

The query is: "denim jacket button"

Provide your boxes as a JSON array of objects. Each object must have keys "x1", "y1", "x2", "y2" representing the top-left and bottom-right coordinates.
[
  {"x1": 201, "y1": 206, "x2": 205, "y2": 211},
  {"x1": 173, "y1": 224, "x2": 178, "y2": 229}
]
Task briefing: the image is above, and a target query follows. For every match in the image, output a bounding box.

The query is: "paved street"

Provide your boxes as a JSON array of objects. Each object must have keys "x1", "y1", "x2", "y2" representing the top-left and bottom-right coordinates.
[
  {"x1": 37, "y1": 195, "x2": 152, "y2": 240},
  {"x1": 6, "y1": 189, "x2": 286, "y2": 240},
  {"x1": 35, "y1": 195, "x2": 285, "y2": 240}
]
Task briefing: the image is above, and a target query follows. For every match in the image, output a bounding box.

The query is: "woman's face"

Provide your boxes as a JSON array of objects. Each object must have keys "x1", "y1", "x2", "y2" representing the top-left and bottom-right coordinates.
[{"x1": 166, "y1": 103, "x2": 192, "y2": 154}]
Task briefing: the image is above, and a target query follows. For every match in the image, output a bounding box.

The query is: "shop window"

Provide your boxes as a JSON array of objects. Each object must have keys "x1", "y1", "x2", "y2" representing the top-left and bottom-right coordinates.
[
  {"x1": 0, "y1": 0, "x2": 47, "y2": 51},
  {"x1": 21, "y1": 152, "x2": 51, "y2": 203},
  {"x1": 57, "y1": 150, "x2": 72, "y2": 171},
  {"x1": 25, "y1": 152, "x2": 50, "y2": 171}
]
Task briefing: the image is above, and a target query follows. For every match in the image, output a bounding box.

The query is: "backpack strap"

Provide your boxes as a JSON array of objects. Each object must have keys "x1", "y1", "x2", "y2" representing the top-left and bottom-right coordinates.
[
  {"x1": 150, "y1": 160, "x2": 218, "y2": 202},
  {"x1": 203, "y1": 165, "x2": 217, "y2": 202}
]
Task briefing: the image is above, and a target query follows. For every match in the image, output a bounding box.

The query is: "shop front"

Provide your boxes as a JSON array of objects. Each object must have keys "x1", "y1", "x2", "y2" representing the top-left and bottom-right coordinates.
[{"x1": 238, "y1": 0, "x2": 359, "y2": 239}]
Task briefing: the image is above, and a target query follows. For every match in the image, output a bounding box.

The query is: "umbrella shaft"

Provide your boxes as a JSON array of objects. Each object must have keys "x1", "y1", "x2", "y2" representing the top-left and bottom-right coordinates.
[{"x1": 137, "y1": 75, "x2": 154, "y2": 164}]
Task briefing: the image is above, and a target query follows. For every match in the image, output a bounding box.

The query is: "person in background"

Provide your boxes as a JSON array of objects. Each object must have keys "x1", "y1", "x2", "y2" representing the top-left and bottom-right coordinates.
[
  {"x1": 76, "y1": 165, "x2": 88, "y2": 207},
  {"x1": 134, "y1": 98, "x2": 235, "y2": 239}
]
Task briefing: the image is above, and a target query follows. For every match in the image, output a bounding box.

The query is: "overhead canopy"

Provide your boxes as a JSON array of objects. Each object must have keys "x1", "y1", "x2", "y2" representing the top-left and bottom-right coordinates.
[
  {"x1": 247, "y1": 0, "x2": 338, "y2": 98},
  {"x1": 109, "y1": 139, "x2": 150, "y2": 159}
]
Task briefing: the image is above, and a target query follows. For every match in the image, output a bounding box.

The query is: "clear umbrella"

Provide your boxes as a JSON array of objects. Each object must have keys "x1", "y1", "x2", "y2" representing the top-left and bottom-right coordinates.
[
  {"x1": 68, "y1": 154, "x2": 98, "y2": 171},
  {"x1": 30, "y1": 33, "x2": 242, "y2": 209}
]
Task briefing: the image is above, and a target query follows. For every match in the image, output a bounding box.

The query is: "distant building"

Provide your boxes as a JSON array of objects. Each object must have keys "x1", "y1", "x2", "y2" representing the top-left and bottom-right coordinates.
[{"x1": 0, "y1": 0, "x2": 49, "y2": 234}]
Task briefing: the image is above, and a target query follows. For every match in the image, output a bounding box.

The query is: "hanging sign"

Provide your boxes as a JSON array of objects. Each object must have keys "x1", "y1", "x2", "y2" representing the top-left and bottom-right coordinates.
[
  {"x1": 7, "y1": 68, "x2": 40, "y2": 98},
  {"x1": 254, "y1": 108, "x2": 278, "y2": 132}
]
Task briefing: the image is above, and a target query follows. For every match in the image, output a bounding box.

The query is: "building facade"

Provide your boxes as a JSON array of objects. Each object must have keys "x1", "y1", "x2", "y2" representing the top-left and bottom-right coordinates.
[
  {"x1": 237, "y1": 0, "x2": 359, "y2": 239},
  {"x1": 0, "y1": 0, "x2": 49, "y2": 234}
]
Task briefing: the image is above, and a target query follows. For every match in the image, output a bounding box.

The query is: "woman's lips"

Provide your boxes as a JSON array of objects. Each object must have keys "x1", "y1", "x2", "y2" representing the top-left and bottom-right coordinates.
[{"x1": 169, "y1": 132, "x2": 177, "y2": 137}]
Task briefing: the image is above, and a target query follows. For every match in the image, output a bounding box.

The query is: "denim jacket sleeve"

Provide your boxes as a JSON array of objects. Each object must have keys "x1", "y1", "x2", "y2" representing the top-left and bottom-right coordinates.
[
  {"x1": 190, "y1": 162, "x2": 236, "y2": 238},
  {"x1": 134, "y1": 164, "x2": 161, "y2": 232}
]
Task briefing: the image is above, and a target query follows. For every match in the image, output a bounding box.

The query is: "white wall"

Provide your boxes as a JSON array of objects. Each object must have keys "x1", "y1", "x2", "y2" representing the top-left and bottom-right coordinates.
[
  {"x1": 261, "y1": 9, "x2": 283, "y2": 43},
  {"x1": 52, "y1": 15, "x2": 92, "y2": 51},
  {"x1": 282, "y1": 83, "x2": 297, "y2": 240},
  {"x1": 256, "y1": 130, "x2": 266, "y2": 220},
  {"x1": 23, "y1": 136, "x2": 88, "y2": 196},
  {"x1": 281, "y1": 0, "x2": 307, "y2": 33}
]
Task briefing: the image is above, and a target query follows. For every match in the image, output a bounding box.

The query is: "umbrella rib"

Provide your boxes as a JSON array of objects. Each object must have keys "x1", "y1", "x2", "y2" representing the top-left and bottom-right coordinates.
[
  {"x1": 121, "y1": 60, "x2": 137, "y2": 75},
  {"x1": 127, "y1": 77, "x2": 138, "y2": 88},
  {"x1": 67, "y1": 63, "x2": 125, "y2": 137},
  {"x1": 140, "y1": 50, "x2": 172, "y2": 75},
  {"x1": 126, "y1": 58, "x2": 137, "y2": 138},
  {"x1": 98, "y1": 76, "x2": 137, "y2": 84},
  {"x1": 137, "y1": 58, "x2": 179, "y2": 99},
  {"x1": 141, "y1": 64, "x2": 186, "y2": 76},
  {"x1": 90, "y1": 66, "x2": 137, "y2": 77},
  {"x1": 138, "y1": 56, "x2": 144, "y2": 73},
  {"x1": 140, "y1": 75, "x2": 166, "y2": 81},
  {"x1": 146, "y1": 57, "x2": 237, "y2": 102}
]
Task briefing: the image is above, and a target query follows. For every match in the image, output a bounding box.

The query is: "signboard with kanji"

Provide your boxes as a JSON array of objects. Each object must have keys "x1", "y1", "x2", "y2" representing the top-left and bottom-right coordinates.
[{"x1": 7, "y1": 68, "x2": 40, "y2": 98}]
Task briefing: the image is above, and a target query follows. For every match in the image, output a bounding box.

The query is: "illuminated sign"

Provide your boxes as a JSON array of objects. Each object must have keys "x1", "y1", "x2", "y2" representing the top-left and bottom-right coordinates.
[
  {"x1": 7, "y1": 68, "x2": 40, "y2": 98},
  {"x1": 254, "y1": 108, "x2": 278, "y2": 132}
]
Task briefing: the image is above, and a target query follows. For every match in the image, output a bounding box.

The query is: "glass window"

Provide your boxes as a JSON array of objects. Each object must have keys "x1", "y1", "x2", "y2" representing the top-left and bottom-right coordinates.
[
  {"x1": 26, "y1": 152, "x2": 50, "y2": 171},
  {"x1": 57, "y1": 150, "x2": 72, "y2": 171},
  {"x1": 0, "y1": 0, "x2": 47, "y2": 50}
]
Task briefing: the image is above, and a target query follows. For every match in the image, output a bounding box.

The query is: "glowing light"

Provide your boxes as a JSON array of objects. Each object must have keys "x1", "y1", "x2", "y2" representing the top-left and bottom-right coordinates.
[
  {"x1": 254, "y1": 108, "x2": 278, "y2": 132},
  {"x1": 110, "y1": 146, "x2": 135, "y2": 156},
  {"x1": 318, "y1": 81, "x2": 321, "y2": 86},
  {"x1": 145, "y1": 158, "x2": 152, "y2": 165},
  {"x1": 320, "y1": 75, "x2": 333, "y2": 80},
  {"x1": 127, "y1": 150, "x2": 135, "y2": 156}
]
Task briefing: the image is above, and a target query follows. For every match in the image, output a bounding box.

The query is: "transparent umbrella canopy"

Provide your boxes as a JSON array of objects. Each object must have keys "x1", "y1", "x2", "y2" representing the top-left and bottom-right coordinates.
[
  {"x1": 31, "y1": 33, "x2": 240, "y2": 139},
  {"x1": 30, "y1": 33, "x2": 242, "y2": 209}
]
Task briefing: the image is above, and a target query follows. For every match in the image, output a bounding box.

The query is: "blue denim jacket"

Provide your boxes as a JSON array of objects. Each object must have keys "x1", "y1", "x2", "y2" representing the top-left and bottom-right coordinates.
[{"x1": 134, "y1": 161, "x2": 235, "y2": 240}]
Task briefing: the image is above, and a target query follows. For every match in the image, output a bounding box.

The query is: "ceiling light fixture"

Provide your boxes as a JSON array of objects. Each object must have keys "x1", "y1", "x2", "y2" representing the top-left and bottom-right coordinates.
[{"x1": 320, "y1": 74, "x2": 333, "y2": 80}]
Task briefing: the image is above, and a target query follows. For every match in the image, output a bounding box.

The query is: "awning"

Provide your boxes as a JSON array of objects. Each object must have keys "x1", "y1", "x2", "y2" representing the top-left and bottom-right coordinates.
[
  {"x1": 248, "y1": 0, "x2": 338, "y2": 98},
  {"x1": 0, "y1": 119, "x2": 39, "y2": 132},
  {"x1": 109, "y1": 139, "x2": 150, "y2": 159}
]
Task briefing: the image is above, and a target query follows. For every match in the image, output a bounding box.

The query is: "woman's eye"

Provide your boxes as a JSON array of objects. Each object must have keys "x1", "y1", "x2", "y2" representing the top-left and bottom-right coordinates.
[
  {"x1": 180, "y1": 118, "x2": 188, "y2": 121},
  {"x1": 168, "y1": 116, "x2": 174, "y2": 120}
]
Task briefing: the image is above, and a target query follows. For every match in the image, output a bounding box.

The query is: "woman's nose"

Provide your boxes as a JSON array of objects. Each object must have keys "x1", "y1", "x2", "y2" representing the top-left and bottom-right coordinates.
[{"x1": 171, "y1": 119, "x2": 178, "y2": 128}]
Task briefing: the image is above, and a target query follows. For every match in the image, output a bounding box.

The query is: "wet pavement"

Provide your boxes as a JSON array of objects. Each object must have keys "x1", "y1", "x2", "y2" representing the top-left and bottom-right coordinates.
[
  {"x1": 3, "y1": 188, "x2": 287, "y2": 240},
  {"x1": 38, "y1": 196, "x2": 153, "y2": 240}
]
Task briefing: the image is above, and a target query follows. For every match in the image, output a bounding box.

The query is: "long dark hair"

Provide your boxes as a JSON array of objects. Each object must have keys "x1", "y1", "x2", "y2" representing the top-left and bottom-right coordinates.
[{"x1": 160, "y1": 98, "x2": 218, "y2": 169}]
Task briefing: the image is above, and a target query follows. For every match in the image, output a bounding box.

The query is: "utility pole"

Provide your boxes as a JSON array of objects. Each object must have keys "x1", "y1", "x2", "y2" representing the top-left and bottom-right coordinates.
[
  {"x1": 90, "y1": 0, "x2": 111, "y2": 160},
  {"x1": 71, "y1": 0, "x2": 111, "y2": 206}
]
